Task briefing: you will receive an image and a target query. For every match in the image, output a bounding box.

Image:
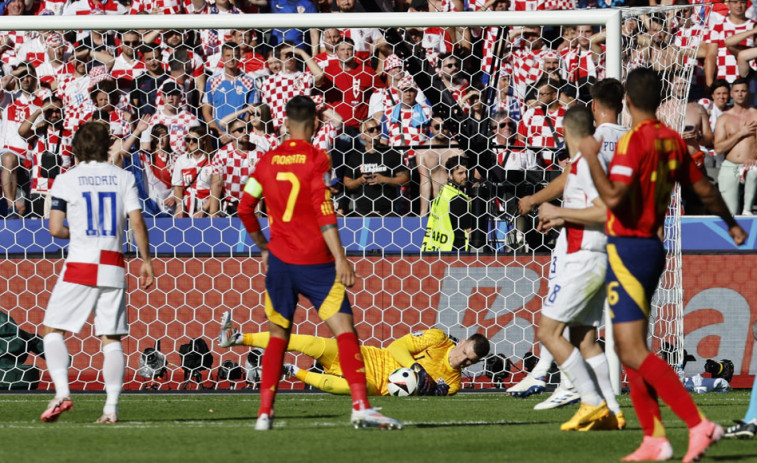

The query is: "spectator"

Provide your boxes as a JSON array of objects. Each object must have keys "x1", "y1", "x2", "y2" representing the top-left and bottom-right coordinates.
[
  {"x1": 267, "y1": 0, "x2": 318, "y2": 52},
  {"x1": 153, "y1": 51, "x2": 196, "y2": 115},
  {"x1": 158, "y1": 30, "x2": 206, "y2": 101},
  {"x1": 383, "y1": 75, "x2": 432, "y2": 162},
  {"x1": 331, "y1": 0, "x2": 384, "y2": 62},
  {"x1": 368, "y1": 54, "x2": 427, "y2": 122},
  {"x1": 173, "y1": 125, "x2": 214, "y2": 218},
  {"x1": 57, "y1": 47, "x2": 99, "y2": 133},
  {"x1": 259, "y1": 42, "x2": 323, "y2": 132},
  {"x1": 192, "y1": 0, "x2": 242, "y2": 61},
  {"x1": 17, "y1": 95, "x2": 71, "y2": 219},
  {"x1": 727, "y1": 27, "x2": 757, "y2": 106},
  {"x1": 0, "y1": 1, "x2": 36, "y2": 67},
  {"x1": 110, "y1": 31, "x2": 145, "y2": 83},
  {"x1": 714, "y1": 77, "x2": 757, "y2": 215},
  {"x1": 492, "y1": 70, "x2": 522, "y2": 124},
  {"x1": 207, "y1": 29, "x2": 267, "y2": 76},
  {"x1": 435, "y1": 52, "x2": 469, "y2": 107},
  {"x1": 314, "y1": 27, "x2": 341, "y2": 69},
  {"x1": 631, "y1": 13, "x2": 680, "y2": 73},
  {"x1": 209, "y1": 118, "x2": 265, "y2": 216},
  {"x1": 704, "y1": 0, "x2": 754, "y2": 87},
  {"x1": 418, "y1": 115, "x2": 464, "y2": 216},
  {"x1": 85, "y1": 77, "x2": 131, "y2": 138},
  {"x1": 201, "y1": 41, "x2": 258, "y2": 135},
  {"x1": 706, "y1": 79, "x2": 731, "y2": 131},
  {"x1": 129, "y1": 0, "x2": 187, "y2": 14},
  {"x1": 62, "y1": 0, "x2": 126, "y2": 15},
  {"x1": 421, "y1": 156, "x2": 471, "y2": 251},
  {"x1": 139, "y1": 81, "x2": 200, "y2": 158},
  {"x1": 35, "y1": 33, "x2": 72, "y2": 91},
  {"x1": 509, "y1": 26, "x2": 553, "y2": 102},
  {"x1": 516, "y1": 76, "x2": 565, "y2": 168},
  {"x1": 219, "y1": 103, "x2": 279, "y2": 152},
  {"x1": 122, "y1": 117, "x2": 177, "y2": 216},
  {"x1": 559, "y1": 25, "x2": 602, "y2": 103},
  {"x1": 130, "y1": 43, "x2": 168, "y2": 119},
  {"x1": 343, "y1": 118, "x2": 409, "y2": 216},
  {"x1": 311, "y1": 95, "x2": 343, "y2": 153}
]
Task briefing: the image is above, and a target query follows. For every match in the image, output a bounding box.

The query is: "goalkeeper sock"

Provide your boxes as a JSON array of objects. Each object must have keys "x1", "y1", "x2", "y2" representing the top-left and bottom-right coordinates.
[
  {"x1": 638, "y1": 353, "x2": 703, "y2": 428},
  {"x1": 243, "y1": 332, "x2": 269, "y2": 348},
  {"x1": 43, "y1": 332, "x2": 71, "y2": 399},
  {"x1": 744, "y1": 373, "x2": 757, "y2": 421},
  {"x1": 626, "y1": 366, "x2": 665, "y2": 437},
  {"x1": 531, "y1": 343, "x2": 554, "y2": 378},
  {"x1": 102, "y1": 341, "x2": 124, "y2": 415},
  {"x1": 336, "y1": 332, "x2": 370, "y2": 411},
  {"x1": 559, "y1": 348, "x2": 603, "y2": 407},
  {"x1": 258, "y1": 336, "x2": 287, "y2": 417},
  {"x1": 586, "y1": 353, "x2": 621, "y2": 415}
]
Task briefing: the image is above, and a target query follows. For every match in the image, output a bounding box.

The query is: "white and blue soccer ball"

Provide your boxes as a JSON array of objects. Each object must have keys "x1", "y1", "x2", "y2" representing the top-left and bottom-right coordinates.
[{"x1": 387, "y1": 367, "x2": 418, "y2": 397}]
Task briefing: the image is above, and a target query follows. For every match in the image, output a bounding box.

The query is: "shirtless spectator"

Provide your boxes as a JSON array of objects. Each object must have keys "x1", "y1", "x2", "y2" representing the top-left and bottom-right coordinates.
[
  {"x1": 704, "y1": 0, "x2": 755, "y2": 87},
  {"x1": 418, "y1": 116, "x2": 465, "y2": 216},
  {"x1": 714, "y1": 78, "x2": 757, "y2": 215},
  {"x1": 631, "y1": 13, "x2": 681, "y2": 73}
]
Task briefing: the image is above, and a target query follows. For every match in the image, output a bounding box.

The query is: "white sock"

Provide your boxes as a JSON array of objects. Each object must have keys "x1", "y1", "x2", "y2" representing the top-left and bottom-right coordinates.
[
  {"x1": 102, "y1": 342, "x2": 124, "y2": 415},
  {"x1": 586, "y1": 353, "x2": 621, "y2": 414},
  {"x1": 560, "y1": 348, "x2": 603, "y2": 407},
  {"x1": 531, "y1": 344, "x2": 554, "y2": 378},
  {"x1": 43, "y1": 332, "x2": 71, "y2": 399}
]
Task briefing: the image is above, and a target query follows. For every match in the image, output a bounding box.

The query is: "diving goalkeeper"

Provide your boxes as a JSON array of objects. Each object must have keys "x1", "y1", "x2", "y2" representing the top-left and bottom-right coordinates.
[{"x1": 218, "y1": 311, "x2": 490, "y2": 396}]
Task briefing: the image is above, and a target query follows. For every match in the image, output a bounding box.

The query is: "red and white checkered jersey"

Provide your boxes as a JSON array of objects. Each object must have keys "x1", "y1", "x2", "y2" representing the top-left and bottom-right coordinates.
[
  {"x1": 37, "y1": 60, "x2": 73, "y2": 88},
  {"x1": 540, "y1": 0, "x2": 574, "y2": 10},
  {"x1": 259, "y1": 71, "x2": 314, "y2": 130},
  {"x1": 705, "y1": 15, "x2": 756, "y2": 82},
  {"x1": 313, "y1": 120, "x2": 338, "y2": 152},
  {"x1": 48, "y1": 161, "x2": 141, "y2": 288},
  {"x1": 139, "y1": 110, "x2": 200, "y2": 156},
  {"x1": 496, "y1": 147, "x2": 539, "y2": 170},
  {"x1": 339, "y1": 28, "x2": 383, "y2": 53},
  {"x1": 517, "y1": 105, "x2": 565, "y2": 165},
  {"x1": 111, "y1": 55, "x2": 146, "y2": 81},
  {"x1": 3, "y1": 92, "x2": 45, "y2": 156},
  {"x1": 58, "y1": 73, "x2": 94, "y2": 133},
  {"x1": 62, "y1": 0, "x2": 127, "y2": 15},
  {"x1": 83, "y1": 108, "x2": 131, "y2": 138},
  {"x1": 172, "y1": 153, "x2": 212, "y2": 214},
  {"x1": 558, "y1": 152, "x2": 606, "y2": 254},
  {"x1": 129, "y1": 0, "x2": 190, "y2": 14},
  {"x1": 38, "y1": 0, "x2": 67, "y2": 15},
  {"x1": 512, "y1": 47, "x2": 550, "y2": 98},
  {"x1": 196, "y1": 5, "x2": 242, "y2": 58},
  {"x1": 12, "y1": 35, "x2": 47, "y2": 68},
  {"x1": 210, "y1": 144, "x2": 266, "y2": 202},
  {"x1": 314, "y1": 52, "x2": 338, "y2": 70},
  {"x1": 422, "y1": 27, "x2": 453, "y2": 67},
  {"x1": 154, "y1": 77, "x2": 193, "y2": 114},
  {"x1": 160, "y1": 47, "x2": 205, "y2": 79},
  {"x1": 560, "y1": 46, "x2": 597, "y2": 83},
  {"x1": 386, "y1": 104, "x2": 432, "y2": 161},
  {"x1": 29, "y1": 125, "x2": 73, "y2": 192},
  {"x1": 0, "y1": 31, "x2": 36, "y2": 66}
]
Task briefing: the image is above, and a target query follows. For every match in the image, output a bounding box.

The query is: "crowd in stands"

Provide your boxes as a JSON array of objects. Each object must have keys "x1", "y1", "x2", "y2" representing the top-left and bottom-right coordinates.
[{"x1": 1, "y1": 0, "x2": 756, "y2": 249}]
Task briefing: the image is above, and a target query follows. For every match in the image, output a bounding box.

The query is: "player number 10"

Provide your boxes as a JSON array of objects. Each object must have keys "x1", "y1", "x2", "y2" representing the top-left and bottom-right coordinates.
[
  {"x1": 276, "y1": 172, "x2": 301, "y2": 222},
  {"x1": 82, "y1": 191, "x2": 117, "y2": 237}
]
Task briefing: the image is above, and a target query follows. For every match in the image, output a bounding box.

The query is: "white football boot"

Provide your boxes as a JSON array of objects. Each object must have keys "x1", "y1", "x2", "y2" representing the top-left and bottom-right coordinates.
[{"x1": 218, "y1": 311, "x2": 242, "y2": 348}]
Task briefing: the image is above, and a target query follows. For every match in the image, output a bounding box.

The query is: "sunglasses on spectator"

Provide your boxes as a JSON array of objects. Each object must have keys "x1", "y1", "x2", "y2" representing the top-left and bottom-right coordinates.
[
  {"x1": 122, "y1": 41, "x2": 140, "y2": 46},
  {"x1": 365, "y1": 126, "x2": 380, "y2": 133},
  {"x1": 185, "y1": 137, "x2": 200, "y2": 144},
  {"x1": 432, "y1": 123, "x2": 442, "y2": 130},
  {"x1": 444, "y1": 63, "x2": 458, "y2": 68},
  {"x1": 522, "y1": 33, "x2": 539, "y2": 38},
  {"x1": 492, "y1": 121, "x2": 514, "y2": 130},
  {"x1": 231, "y1": 126, "x2": 246, "y2": 134}
]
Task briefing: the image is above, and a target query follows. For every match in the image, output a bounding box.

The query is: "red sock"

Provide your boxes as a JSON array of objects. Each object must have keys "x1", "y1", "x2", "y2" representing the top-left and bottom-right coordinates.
[
  {"x1": 638, "y1": 353, "x2": 703, "y2": 428},
  {"x1": 336, "y1": 332, "x2": 371, "y2": 411},
  {"x1": 626, "y1": 367, "x2": 664, "y2": 437},
  {"x1": 258, "y1": 336, "x2": 287, "y2": 417}
]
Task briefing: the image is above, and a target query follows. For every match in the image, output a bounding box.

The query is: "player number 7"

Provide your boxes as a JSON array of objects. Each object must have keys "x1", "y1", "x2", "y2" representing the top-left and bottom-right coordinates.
[{"x1": 276, "y1": 172, "x2": 300, "y2": 222}]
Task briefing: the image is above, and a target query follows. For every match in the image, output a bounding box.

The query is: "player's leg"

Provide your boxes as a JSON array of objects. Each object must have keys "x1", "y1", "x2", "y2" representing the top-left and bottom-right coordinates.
[
  {"x1": 725, "y1": 373, "x2": 757, "y2": 438},
  {"x1": 94, "y1": 287, "x2": 128, "y2": 424},
  {"x1": 40, "y1": 281, "x2": 98, "y2": 422},
  {"x1": 506, "y1": 344, "x2": 550, "y2": 397},
  {"x1": 285, "y1": 365, "x2": 380, "y2": 395}
]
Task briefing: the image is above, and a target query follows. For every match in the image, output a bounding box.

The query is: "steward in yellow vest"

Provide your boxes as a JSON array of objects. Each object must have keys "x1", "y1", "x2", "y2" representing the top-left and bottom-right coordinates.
[{"x1": 422, "y1": 157, "x2": 471, "y2": 251}]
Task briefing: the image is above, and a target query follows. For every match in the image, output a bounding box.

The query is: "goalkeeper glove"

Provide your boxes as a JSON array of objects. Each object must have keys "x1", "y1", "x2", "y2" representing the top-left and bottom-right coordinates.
[
  {"x1": 411, "y1": 363, "x2": 438, "y2": 396},
  {"x1": 434, "y1": 382, "x2": 450, "y2": 396}
]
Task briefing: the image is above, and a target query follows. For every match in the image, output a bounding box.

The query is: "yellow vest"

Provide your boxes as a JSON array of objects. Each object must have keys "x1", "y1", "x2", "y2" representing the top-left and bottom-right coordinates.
[{"x1": 422, "y1": 183, "x2": 469, "y2": 251}]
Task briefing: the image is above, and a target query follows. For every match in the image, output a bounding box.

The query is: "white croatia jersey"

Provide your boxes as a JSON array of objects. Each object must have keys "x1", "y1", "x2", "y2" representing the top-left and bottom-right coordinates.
[
  {"x1": 49, "y1": 161, "x2": 141, "y2": 288},
  {"x1": 594, "y1": 122, "x2": 627, "y2": 172},
  {"x1": 557, "y1": 152, "x2": 606, "y2": 255}
]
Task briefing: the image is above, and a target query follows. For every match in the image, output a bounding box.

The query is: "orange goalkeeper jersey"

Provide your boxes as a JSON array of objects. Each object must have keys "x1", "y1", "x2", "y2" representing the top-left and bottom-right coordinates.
[{"x1": 320, "y1": 329, "x2": 461, "y2": 396}]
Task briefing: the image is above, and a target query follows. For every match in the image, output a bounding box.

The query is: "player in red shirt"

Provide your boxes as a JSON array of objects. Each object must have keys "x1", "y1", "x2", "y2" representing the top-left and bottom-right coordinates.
[
  {"x1": 581, "y1": 68, "x2": 746, "y2": 462},
  {"x1": 237, "y1": 95, "x2": 401, "y2": 431}
]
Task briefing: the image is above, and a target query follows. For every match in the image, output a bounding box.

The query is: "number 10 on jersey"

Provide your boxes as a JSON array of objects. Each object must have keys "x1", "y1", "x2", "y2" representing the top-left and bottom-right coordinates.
[{"x1": 82, "y1": 191, "x2": 117, "y2": 237}]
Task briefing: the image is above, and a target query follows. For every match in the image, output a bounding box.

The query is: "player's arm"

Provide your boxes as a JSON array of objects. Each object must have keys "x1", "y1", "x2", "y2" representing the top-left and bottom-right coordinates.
[
  {"x1": 48, "y1": 203, "x2": 69, "y2": 239},
  {"x1": 579, "y1": 136, "x2": 629, "y2": 211},
  {"x1": 737, "y1": 46, "x2": 757, "y2": 78},
  {"x1": 518, "y1": 169, "x2": 568, "y2": 215},
  {"x1": 321, "y1": 225, "x2": 355, "y2": 288},
  {"x1": 386, "y1": 334, "x2": 420, "y2": 367},
  {"x1": 238, "y1": 178, "x2": 269, "y2": 270},
  {"x1": 129, "y1": 209, "x2": 155, "y2": 290},
  {"x1": 538, "y1": 196, "x2": 606, "y2": 231}
]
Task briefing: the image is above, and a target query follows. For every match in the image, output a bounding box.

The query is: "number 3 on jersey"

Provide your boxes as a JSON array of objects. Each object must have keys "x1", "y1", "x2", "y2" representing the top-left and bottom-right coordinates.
[{"x1": 82, "y1": 191, "x2": 117, "y2": 237}]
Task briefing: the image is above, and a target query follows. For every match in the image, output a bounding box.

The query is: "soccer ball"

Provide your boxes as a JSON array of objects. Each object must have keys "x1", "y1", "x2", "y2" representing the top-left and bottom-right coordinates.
[{"x1": 387, "y1": 367, "x2": 418, "y2": 397}]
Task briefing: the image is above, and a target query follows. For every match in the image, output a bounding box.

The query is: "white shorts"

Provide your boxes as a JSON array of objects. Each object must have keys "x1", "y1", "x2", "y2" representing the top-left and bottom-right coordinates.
[
  {"x1": 542, "y1": 250, "x2": 607, "y2": 327},
  {"x1": 44, "y1": 280, "x2": 128, "y2": 335}
]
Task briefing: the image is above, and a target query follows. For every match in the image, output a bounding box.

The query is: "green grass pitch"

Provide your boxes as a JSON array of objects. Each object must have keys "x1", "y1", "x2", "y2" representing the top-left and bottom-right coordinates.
[{"x1": 0, "y1": 391, "x2": 754, "y2": 463}]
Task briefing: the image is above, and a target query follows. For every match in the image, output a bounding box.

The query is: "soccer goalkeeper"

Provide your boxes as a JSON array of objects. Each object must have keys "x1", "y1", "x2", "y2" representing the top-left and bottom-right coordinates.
[{"x1": 218, "y1": 311, "x2": 489, "y2": 396}]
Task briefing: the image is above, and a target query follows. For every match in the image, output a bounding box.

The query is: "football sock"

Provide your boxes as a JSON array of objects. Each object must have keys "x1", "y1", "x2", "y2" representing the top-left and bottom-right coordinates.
[
  {"x1": 43, "y1": 332, "x2": 71, "y2": 399},
  {"x1": 242, "y1": 333, "x2": 264, "y2": 347},
  {"x1": 258, "y1": 336, "x2": 287, "y2": 417},
  {"x1": 626, "y1": 367, "x2": 664, "y2": 437},
  {"x1": 102, "y1": 341, "x2": 124, "y2": 415},
  {"x1": 336, "y1": 332, "x2": 370, "y2": 411},
  {"x1": 297, "y1": 370, "x2": 352, "y2": 394},
  {"x1": 559, "y1": 348, "x2": 603, "y2": 407},
  {"x1": 531, "y1": 344, "x2": 554, "y2": 378},
  {"x1": 638, "y1": 353, "x2": 703, "y2": 428},
  {"x1": 586, "y1": 353, "x2": 621, "y2": 414},
  {"x1": 744, "y1": 373, "x2": 757, "y2": 421},
  {"x1": 244, "y1": 333, "x2": 334, "y2": 363}
]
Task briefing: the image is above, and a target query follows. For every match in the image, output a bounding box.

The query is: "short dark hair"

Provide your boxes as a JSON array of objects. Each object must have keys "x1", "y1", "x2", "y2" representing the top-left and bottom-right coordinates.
[
  {"x1": 445, "y1": 155, "x2": 467, "y2": 172},
  {"x1": 221, "y1": 40, "x2": 239, "y2": 53},
  {"x1": 72, "y1": 121, "x2": 110, "y2": 163},
  {"x1": 563, "y1": 106, "x2": 595, "y2": 138},
  {"x1": 710, "y1": 79, "x2": 730, "y2": 94},
  {"x1": 590, "y1": 78, "x2": 624, "y2": 114},
  {"x1": 468, "y1": 333, "x2": 490, "y2": 359},
  {"x1": 732, "y1": 77, "x2": 749, "y2": 90},
  {"x1": 285, "y1": 95, "x2": 316, "y2": 124},
  {"x1": 534, "y1": 76, "x2": 560, "y2": 92},
  {"x1": 89, "y1": 80, "x2": 119, "y2": 107},
  {"x1": 625, "y1": 67, "x2": 663, "y2": 112},
  {"x1": 336, "y1": 36, "x2": 355, "y2": 48}
]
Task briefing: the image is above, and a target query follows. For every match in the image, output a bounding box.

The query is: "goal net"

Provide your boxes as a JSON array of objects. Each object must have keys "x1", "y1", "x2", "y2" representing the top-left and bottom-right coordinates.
[{"x1": 0, "y1": 6, "x2": 701, "y2": 391}]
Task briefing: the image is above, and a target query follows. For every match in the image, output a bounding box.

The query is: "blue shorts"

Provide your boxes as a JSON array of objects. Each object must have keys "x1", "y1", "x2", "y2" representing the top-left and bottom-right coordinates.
[
  {"x1": 605, "y1": 236, "x2": 666, "y2": 323},
  {"x1": 264, "y1": 252, "x2": 352, "y2": 329}
]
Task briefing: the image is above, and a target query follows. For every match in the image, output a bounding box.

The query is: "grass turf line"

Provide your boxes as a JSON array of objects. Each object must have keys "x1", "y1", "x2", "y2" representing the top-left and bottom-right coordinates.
[{"x1": 0, "y1": 391, "x2": 754, "y2": 463}]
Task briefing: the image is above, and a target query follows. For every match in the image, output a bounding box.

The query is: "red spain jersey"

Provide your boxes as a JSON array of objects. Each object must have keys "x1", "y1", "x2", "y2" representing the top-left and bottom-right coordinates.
[
  {"x1": 241, "y1": 139, "x2": 337, "y2": 265},
  {"x1": 606, "y1": 119, "x2": 703, "y2": 238}
]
